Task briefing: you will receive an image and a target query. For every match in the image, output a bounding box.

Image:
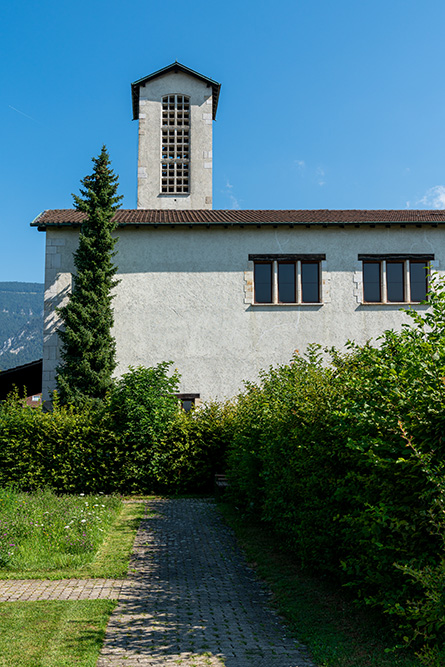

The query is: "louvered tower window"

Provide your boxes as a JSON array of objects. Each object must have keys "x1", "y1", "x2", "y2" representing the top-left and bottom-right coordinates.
[{"x1": 161, "y1": 95, "x2": 190, "y2": 194}]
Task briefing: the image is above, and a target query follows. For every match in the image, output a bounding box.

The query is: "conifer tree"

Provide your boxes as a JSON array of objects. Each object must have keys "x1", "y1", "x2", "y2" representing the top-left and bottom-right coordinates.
[{"x1": 56, "y1": 146, "x2": 123, "y2": 404}]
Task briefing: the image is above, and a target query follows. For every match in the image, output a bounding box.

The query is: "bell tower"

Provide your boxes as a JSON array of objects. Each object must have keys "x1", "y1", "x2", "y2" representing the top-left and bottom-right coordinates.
[{"x1": 131, "y1": 62, "x2": 221, "y2": 210}]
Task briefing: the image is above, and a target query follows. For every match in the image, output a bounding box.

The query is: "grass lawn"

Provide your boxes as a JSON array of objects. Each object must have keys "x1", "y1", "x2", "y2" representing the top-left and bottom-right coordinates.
[
  {"x1": 0, "y1": 600, "x2": 116, "y2": 666},
  {"x1": 0, "y1": 494, "x2": 146, "y2": 579},
  {"x1": 0, "y1": 494, "x2": 148, "y2": 665},
  {"x1": 218, "y1": 502, "x2": 422, "y2": 667}
]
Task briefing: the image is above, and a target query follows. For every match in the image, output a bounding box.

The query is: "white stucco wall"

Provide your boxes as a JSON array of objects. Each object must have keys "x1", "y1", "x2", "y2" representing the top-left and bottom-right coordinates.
[
  {"x1": 137, "y1": 71, "x2": 213, "y2": 209},
  {"x1": 42, "y1": 225, "x2": 443, "y2": 402},
  {"x1": 42, "y1": 231, "x2": 75, "y2": 396}
]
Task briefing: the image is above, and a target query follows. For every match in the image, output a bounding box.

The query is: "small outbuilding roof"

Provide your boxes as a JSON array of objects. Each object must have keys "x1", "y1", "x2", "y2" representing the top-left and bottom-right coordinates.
[
  {"x1": 31, "y1": 209, "x2": 445, "y2": 230},
  {"x1": 131, "y1": 61, "x2": 221, "y2": 121}
]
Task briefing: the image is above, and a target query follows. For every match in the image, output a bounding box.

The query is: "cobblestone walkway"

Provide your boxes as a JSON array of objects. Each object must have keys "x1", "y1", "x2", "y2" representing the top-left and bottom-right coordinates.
[
  {"x1": 0, "y1": 577, "x2": 131, "y2": 602},
  {"x1": 97, "y1": 497, "x2": 315, "y2": 667}
]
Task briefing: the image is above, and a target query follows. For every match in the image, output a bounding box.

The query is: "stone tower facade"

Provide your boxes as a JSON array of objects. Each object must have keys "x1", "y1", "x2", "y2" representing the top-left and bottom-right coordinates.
[{"x1": 131, "y1": 63, "x2": 221, "y2": 210}]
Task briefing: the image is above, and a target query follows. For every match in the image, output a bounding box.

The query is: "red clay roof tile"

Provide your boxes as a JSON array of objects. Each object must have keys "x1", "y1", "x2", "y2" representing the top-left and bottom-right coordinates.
[{"x1": 31, "y1": 208, "x2": 445, "y2": 229}]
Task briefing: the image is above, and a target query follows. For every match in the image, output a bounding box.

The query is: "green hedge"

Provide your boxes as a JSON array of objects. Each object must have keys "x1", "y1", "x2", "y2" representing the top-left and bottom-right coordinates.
[
  {"x1": 225, "y1": 278, "x2": 445, "y2": 663},
  {"x1": 0, "y1": 396, "x2": 120, "y2": 493},
  {"x1": 153, "y1": 401, "x2": 235, "y2": 493},
  {"x1": 0, "y1": 363, "x2": 232, "y2": 495}
]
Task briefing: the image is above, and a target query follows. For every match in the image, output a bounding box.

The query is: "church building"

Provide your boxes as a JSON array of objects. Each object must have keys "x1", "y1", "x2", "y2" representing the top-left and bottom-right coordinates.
[{"x1": 32, "y1": 62, "x2": 445, "y2": 403}]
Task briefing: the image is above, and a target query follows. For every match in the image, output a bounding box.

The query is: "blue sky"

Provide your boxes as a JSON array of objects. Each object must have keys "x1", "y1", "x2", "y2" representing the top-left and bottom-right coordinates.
[{"x1": 2, "y1": 0, "x2": 445, "y2": 282}]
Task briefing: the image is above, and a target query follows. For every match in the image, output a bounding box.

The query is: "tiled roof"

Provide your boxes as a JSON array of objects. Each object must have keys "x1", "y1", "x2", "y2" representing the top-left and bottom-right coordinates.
[{"x1": 31, "y1": 209, "x2": 445, "y2": 230}]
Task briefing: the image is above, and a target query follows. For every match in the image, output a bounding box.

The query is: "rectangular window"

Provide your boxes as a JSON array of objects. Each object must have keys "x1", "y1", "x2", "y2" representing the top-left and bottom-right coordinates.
[
  {"x1": 177, "y1": 393, "x2": 200, "y2": 412},
  {"x1": 254, "y1": 263, "x2": 272, "y2": 303},
  {"x1": 359, "y1": 255, "x2": 432, "y2": 304},
  {"x1": 249, "y1": 254, "x2": 325, "y2": 305},
  {"x1": 301, "y1": 262, "x2": 319, "y2": 304},
  {"x1": 278, "y1": 263, "x2": 296, "y2": 303},
  {"x1": 410, "y1": 261, "x2": 429, "y2": 302},
  {"x1": 363, "y1": 262, "x2": 381, "y2": 302},
  {"x1": 386, "y1": 261, "x2": 404, "y2": 302}
]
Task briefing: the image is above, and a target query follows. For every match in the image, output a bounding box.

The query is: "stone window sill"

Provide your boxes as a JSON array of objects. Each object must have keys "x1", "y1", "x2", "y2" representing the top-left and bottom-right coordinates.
[
  {"x1": 252, "y1": 302, "x2": 323, "y2": 306},
  {"x1": 360, "y1": 301, "x2": 427, "y2": 306}
]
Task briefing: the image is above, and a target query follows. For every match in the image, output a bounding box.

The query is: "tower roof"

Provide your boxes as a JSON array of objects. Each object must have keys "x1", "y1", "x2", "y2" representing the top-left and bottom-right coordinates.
[{"x1": 131, "y1": 62, "x2": 221, "y2": 121}]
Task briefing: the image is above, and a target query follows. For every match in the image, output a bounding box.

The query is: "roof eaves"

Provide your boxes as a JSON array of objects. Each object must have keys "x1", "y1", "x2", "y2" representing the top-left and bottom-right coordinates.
[
  {"x1": 33, "y1": 220, "x2": 445, "y2": 229},
  {"x1": 108, "y1": 220, "x2": 443, "y2": 228},
  {"x1": 30, "y1": 211, "x2": 47, "y2": 228}
]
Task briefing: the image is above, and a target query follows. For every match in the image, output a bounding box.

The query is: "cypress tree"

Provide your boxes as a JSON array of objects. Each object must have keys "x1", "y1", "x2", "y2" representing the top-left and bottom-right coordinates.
[{"x1": 56, "y1": 146, "x2": 123, "y2": 404}]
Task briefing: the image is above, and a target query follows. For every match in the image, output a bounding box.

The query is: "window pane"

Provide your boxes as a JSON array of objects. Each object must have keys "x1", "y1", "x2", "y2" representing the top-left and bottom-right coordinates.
[
  {"x1": 301, "y1": 262, "x2": 319, "y2": 303},
  {"x1": 278, "y1": 263, "x2": 295, "y2": 302},
  {"x1": 254, "y1": 263, "x2": 272, "y2": 303},
  {"x1": 363, "y1": 262, "x2": 381, "y2": 302},
  {"x1": 387, "y1": 262, "x2": 404, "y2": 302},
  {"x1": 410, "y1": 262, "x2": 428, "y2": 302}
]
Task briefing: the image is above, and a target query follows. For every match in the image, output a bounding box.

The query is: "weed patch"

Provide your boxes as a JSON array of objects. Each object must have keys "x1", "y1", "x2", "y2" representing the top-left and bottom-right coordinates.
[{"x1": 0, "y1": 491, "x2": 145, "y2": 579}]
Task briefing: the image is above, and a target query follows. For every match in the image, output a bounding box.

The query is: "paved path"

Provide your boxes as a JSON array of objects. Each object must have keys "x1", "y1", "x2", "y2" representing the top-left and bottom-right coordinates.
[
  {"x1": 0, "y1": 498, "x2": 316, "y2": 666},
  {"x1": 0, "y1": 577, "x2": 130, "y2": 602},
  {"x1": 97, "y1": 498, "x2": 315, "y2": 667}
]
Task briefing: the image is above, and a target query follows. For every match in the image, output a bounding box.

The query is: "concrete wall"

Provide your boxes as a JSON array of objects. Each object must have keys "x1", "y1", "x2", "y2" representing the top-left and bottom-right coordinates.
[
  {"x1": 137, "y1": 71, "x2": 213, "y2": 209},
  {"x1": 42, "y1": 225, "x2": 443, "y2": 402}
]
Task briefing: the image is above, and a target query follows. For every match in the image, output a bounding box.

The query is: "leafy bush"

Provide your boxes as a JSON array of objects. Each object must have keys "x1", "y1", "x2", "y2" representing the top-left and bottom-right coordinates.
[
  {"x1": 227, "y1": 347, "x2": 347, "y2": 570},
  {"x1": 386, "y1": 428, "x2": 445, "y2": 666},
  {"x1": 108, "y1": 362, "x2": 180, "y2": 491},
  {"x1": 0, "y1": 393, "x2": 120, "y2": 493},
  {"x1": 0, "y1": 363, "x2": 233, "y2": 495},
  {"x1": 153, "y1": 401, "x2": 236, "y2": 493},
  {"x1": 225, "y1": 276, "x2": 445, "y2": 659}
]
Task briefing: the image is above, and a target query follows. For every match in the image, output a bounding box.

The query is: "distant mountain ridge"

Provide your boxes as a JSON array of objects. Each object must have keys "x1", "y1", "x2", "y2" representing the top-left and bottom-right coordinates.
[{"x1": 0, "y1": 282, "x2": 44, "y2": 370}]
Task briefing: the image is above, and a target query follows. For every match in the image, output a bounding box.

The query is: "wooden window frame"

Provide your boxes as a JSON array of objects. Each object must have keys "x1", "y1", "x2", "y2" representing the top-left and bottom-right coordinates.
[
  {"x1": 249, "y1": 254, "x2": 325, "y2": 305},
  {"x1": 359, "y1": 254, "x2": 433, "y2": 304}
]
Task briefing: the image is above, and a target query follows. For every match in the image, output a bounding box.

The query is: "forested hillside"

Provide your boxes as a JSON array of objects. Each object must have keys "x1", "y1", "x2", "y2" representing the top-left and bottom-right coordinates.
[{"x1": 0, "y1": 282, "x2": 44, "y2": 370}]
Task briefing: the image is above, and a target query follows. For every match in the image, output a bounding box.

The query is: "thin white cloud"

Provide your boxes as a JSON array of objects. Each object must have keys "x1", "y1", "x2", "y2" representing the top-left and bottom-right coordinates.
[
  {"x1": 223, "y1": 180, "x2": 240, "y2": 210},
  {"x1": 294, "y1": 159, "x2": 326, "y2": 185},
  {"x1": 316, "y1": 167, "x2": 325, "y2": 186},
  {"x1": 418, "y1": 185, "x2": 445, "y2": 209}
]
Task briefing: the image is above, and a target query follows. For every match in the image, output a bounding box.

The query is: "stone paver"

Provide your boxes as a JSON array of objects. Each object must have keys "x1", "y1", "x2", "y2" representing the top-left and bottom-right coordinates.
[
  {"x1": 0, "y1": 577, "x2": 132, "y2": 602},
  {"x1": 97, "y1": 498, "x2": 315, "y2": 667}
]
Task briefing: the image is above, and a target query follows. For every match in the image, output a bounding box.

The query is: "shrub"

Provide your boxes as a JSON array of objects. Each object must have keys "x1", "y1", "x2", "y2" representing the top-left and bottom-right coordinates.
[
  {"x1": 0, "y1": 393, "x2": 120, "y2": 493},
  {"x1": 224, "y1": 277, "x2": 445, "y2": 657},
  {"x1": 153, "y1": 401, "x2": 236, "y2": 493},
  {"x1": 0, "y1": 364, "x2": 234, "y2": 496},
  {"x1": 108, "y1": 362, "x2": 181, "y2": 491},
  {"x1": 227, "y1": 347, "x2": 347, "y2": 570}
]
